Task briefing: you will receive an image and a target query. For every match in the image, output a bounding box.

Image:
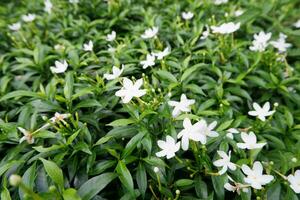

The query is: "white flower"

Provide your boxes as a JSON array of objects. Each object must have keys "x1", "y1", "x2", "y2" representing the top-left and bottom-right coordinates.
[
  {"x1": 8, "y1": 22, "x2": 21, "y2": 31},
  {"x1": 177, "y1": 118, "x2": 218, "y2": 150},
  {"x1": 181, "y1": 11, "x2": 194, "y2": 20},
  {"x1": 22, "y1": 14, "x2": 36, "y2": 22},
  {"x1": 241, "y1": 161, "x2": 274, "y2": 189},
  {"x1": 237, "y1": 132, "x2": 266, "y2": 150},
  {"x1": 224, "y1": 176, "x2": 249, "y2": 194},
  {"x1": 54, "y1": 44, "x2": 65, "y2": 51},
  {"x1": 287, "y1": 170, "x2": 300, "y2": 193},
  {"x1": 200, "y1": 26, "x2": 210, "y2": 40},
  {"x1": 104, "y1": 65, "x2": 124, "y2": 80},
  {"x1": 44, "y1": 0, "x2": 53, "y2": 14},
  {"x1": 140, "y1": 54, "x2": 155, "y2": 69},
  {"x1": 50, "y1": 60, "x2": 68, "y2": 74},
  {"x1": 156, "y1": 135, "x2": 180, "y2": 159},
  {"x1": 83, "y1": 40, "x2": 93, "y2": 52},
  {"x1": 18, "y1": 127, "x2": 34, "y2": 144},
  {"x1": 226, "y1": 128, "x2": 239, "y2": 139},
  {"x1": 69, "y1": 0, "x2": 79, "y2": 3},
  {"x1": 115, "y1": 78, "x2": 146, "y2": 103},
  {"x1": 107, "y1": 45, "x2": 116, "y2": 53},
  {"x1": 234, "y1": 10, "x2": 244, "y2": 17},
  {"x1": 50, "y1": 112, "x2": 70, "y2": 123},
  {"x1": 294, "y1": 20, "x2": 300, "y2": 28},
  {"x1": 213, "y1": 0, "x2": 228, "y2": 5},
  {"x1": 213, "y1": 151, "x2": 236, "y2": 175},
  {"x1": 106, "y1": 31, "x2": 116, "y2": 42},
  {"x1": 152, "y1": 47, "x2": 170, "y2": 60},
  {"x1": 270, "y1": 33, "x2": 292, "y2": 53},
  {"x1": 249, "y1": 31, "x2": 272, "y2": 52},
  {"x1": 211, "y1": 22, "x2": 240, "y2": 34},
  {"x1": 141, "y1": 26, "x2": 158, "y2": 39},
  {"x1": 168, "y1": 94, "x2": 195, "y2": 117},
  {"x1": 248, "y1": 102, "x2": 275, "y2": 121}
]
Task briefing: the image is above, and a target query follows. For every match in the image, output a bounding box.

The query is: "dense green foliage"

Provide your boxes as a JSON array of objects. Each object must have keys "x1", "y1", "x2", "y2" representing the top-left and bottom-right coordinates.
[{"x1": 0, "y1": 0, "x2": 300, "y2": 199}]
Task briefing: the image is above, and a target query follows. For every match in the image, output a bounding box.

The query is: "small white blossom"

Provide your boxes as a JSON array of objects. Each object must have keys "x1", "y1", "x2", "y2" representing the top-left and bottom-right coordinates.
[
  {"x1": 224, "y1": 176, "x2": 249, "y2": 194},
  {"x1": 22, "y1": 14, "x2": 36, "y2": 22},
  {"x1": 50, "y1": 60, "x2": 68, "y2": 74},
  {"x1": 140, "y1": 53, "x2": 155, "y2": 69},
  {"x1": 213, "y1": 150, "x2": 236, "y2": 175},
  {"x1": 107, "y1": 45, "x2": 116, "y2": 53},
  {"x1": 18, "y1": 127, "x2": 34, "y2": 144},
  {"x1": 270, "y1": 33, "x2": 292, "y2": 53},
  {"x1": 8, "y1": 22, "x2": 21, "y2": 31},
  {"x1": 287, "y1": 170, "x2": 300, "y2": 193},
  {"x1": 152, "y1": 47, "x2": 170, "y2": 60},
  {"x1": 200, "y1": 25, "x2": 210, "y2": 40},
  {"x1": 168, "y1": 94, "x2": 195, "y2": 117},
  {"x1": 226, "y1": 128, "x2": 239, "y2": 139},
  {"x1": 213, "y1": 0, "x2": 228, "y2": 5},
  {"x1": 181, "y1": 11, "x2": 194, "y2": 20},
  {"x1": 83, "y1": 40, "x2": 93, "y2": 52},
  {"x1": 241, "y1": 161, "x2": 274, "y2": 189},
  {"x1": 234, "y1": 10, "x2": 244, "y2": 17},
  {"x1": 211, "y1": 22, "x2": 240, "y2": 34},
  {"x1": 237, "y1": 132, "x2": 266, "y2": 150},
  {"x1": 156, "y1": 135, "x2": 180, "y2": 159},
  {"x1": 141, "y1": 26, "x2": 158, "y2": 39},
  {"x1": 104, "y1": 65, "x2": 124, "y2": 80},
  {"x1": 44, "y1": 0, "x2": 53, "y2": 14},
  {"x1": 248, "y1": 102, "x2": 275, "y2": 121},
  {"x1": 50, "y1": 112, "x2": 70, "y2": 123},
  {"x1": 249, "y1": 31, "x2": 272, "y2": 52},
  {"x1": 69, "y1": 0, "x2": 79, "y2": 3},
  {"x1": 54, "y1": 44, "x2": 65, "y2": 51},
  {"x1": 294, "y1": 20, "x2": 300, "y2": 28},
  {"x1": 106, "y1": 31, "x2": 116, "y2": 42},
  {"x1": 115, "y1": 78, "x2": 146, "y2": 103}
]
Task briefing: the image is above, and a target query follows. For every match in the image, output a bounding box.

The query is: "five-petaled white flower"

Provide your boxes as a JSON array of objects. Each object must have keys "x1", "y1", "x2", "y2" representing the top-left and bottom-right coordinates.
[
  {"x1": 249, "y1": 31, "x2": 272, "y2": 52},
  {"x1": 18, "y1": 127, "x2": 34, "y2": 144},
  {"x1": 181, "y1": 11, "x2": 194, "y2": 20},
  {"x1": 237, "y1": 132, "x2": 266, "y2": 150},
  {"x1": 270, "y1": 33, "x2": 292, "y2": 53},
  {"x1": 224, "y1": 176, "x2": 249, "y2": 194},
  {"x1": 140, "y1": 53, "x2": 155, "y2": 69},
  {"x1": 248, "y1": 102, "x2": 275, "y2": 121},
  {"x1": 168, "y1": 94, "x2": 195, "y2": 117},
  {"x1": 200, "y1": 25, "x2": 210, "y2": 40},
  {"x1": 241, "y1": 161, "x2": 274, "y2": 189},
  {"x1": 226, "y1": 128, "x2": 239, "y2": 139},
  {"x1": 234, "y1": 10, "x2": 244, "y2": 17},
  {"x1": 44, "y1": 0, "x2": 53, "y2": 14},
  {"x1": 104, "y1": 65, "x2": 124, "y2": 80},
  {"x1": 115, "y1": 78, "x2": 146, "y2": 103},
  {"x1": 287, "y1": 170, "x2": 300, "y2": 193},
  {"x1": 294, "y1": 20, "x2": 300, "y2": 28},
  {"x1": 83, "y1": 40, "x2": 93, "y2": 52},
  {"x1": 211, "y1": 22, "x2": 240, "y2": 34},
  {"x1": 141, "y1": 26, "x2": 158, "y2": 39},
  {"x1": 213, "y1": 150, "x2": 236, "y2": 175},
  {"x1": 152, "y1": 47, "x2": 170, "y2": 60},
  {"x1": 214, "y1": 0, "x2": 228, "y2": 5},
  {"x1": 50, "y1": 60, "x2": 68, "y2": 74},
  {"x1": 50, "y1": 112, "x2": 70, "y2": 124},
  {"x1": 106, "y1": 31, "x2": 116, "y2": 42},
  {"x1": 156, "y1": 135, "x2": 180, "y2": 159},
  {"x1": 22, "y1": 14, "x2": 36, "y2": 22},
  {"x1": 8, "y1": 22, "x2": 21, "y2": 31}
]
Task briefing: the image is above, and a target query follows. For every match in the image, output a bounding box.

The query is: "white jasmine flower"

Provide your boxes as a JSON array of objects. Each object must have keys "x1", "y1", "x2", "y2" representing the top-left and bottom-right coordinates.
[
  {"x1": 249, "y1": 31, "x2": 272, "y2": 52},
  {"x1": 200, "y1": 25, "x2": 210, "y2": 40},
  {"x1": 237, "y1": 132, "x2": 266, "y2": 150},
  {"x1": 270, "y1": 33, "x2": 292, "y2": 53},
  {"x1": 107, "y1": 45, "x2": 116, "y2": 53},
  {"x1": 234, "y1": 10, "x2": 244, "y2": 17},
  {"x1": 156, "y1": 135, "x2": 180, "y2": 159},
  {"x1": 83, "y1": 40, "x2": 93, "y2": 52},
  {"x1": 8, "y1": 22, "x2": 21, "y2": 31},
  {"x1": 140, "y1": 53, "x2": 155, "y2": 69},
  {"x1": 213, "y1": 150, "x2": 236, "y2": 175},
  {"x1": 181, "y1": 11, "x2": 194, "y2": 20},
  {"x1": 141, "y1": 26, "x2": 158, "y2": 39},
  {"x1": 211, "y1": 22, "x2": 240, "y2": 34},
  {"x1": 294, "y1": 20, "x2": 300, "y2": 28},
  {"x1": 44, "y1": 0, "x2": 53, "y2": 14},
  {"x1": 177, "y1": 118, "x2": 218, "y2": 150},
  {"x1": 22, "y1": 14, "x2": 36, "y2": 22},
  {"x1": 106, "y1": 31, "x2": 116, "y2": 42},
  {"x1": 50, "y1": 60, "x2": 68, "y2": 74},
  {"x1": 115, "y1": 78, "x2": 146, "y2": 103},
  {"x1": 287, "y1": 170, "x2": 300, "y2": 193},
  {"x1": 226, "y1": 128, "x2": 239, "y2": 139},
  {"x1": 241, "y1": 161, "x2": 274, "y2": 189},
  {"x1": 104, "y1": 65, "x2": 124, "y2": 80},
  {"x1": 18, "y1": 127, "x2": 34, "y2": 144},
  {"x1": 50, "y1": 112, "x2": 70, "y2": 123},
  {"x1": 69, "y1": 0, "x2": 79, "y2": 3},
  {"x1": 54, "y1": 44, "x2": 65, "y2": 51},
  {"x1": 214, "y1": 0, "x2": 228, "y2": 5},
  {"x1": 224, "y1": 176, "x2": 249, "y2": 194},
  {"x1": 168, "y1": 94, "x2": 195, "y2": 117},
  {"x1": 152, "y1": 47, "x2": 170, "y2": 60},
  {"x1": 248, "y1": 102, "x2": 275, "y2": 121}
]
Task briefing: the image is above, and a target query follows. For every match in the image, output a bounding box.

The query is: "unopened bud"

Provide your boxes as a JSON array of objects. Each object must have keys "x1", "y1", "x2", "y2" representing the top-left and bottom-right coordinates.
[
  {"x1": 9, "y1": 174, "x2": 21, "y2": 186},
  {"x1": 292, "y1": 158, "x2": 297, "y2": 163},
  {"x1": 176, "y1": 189, "x2": 180, "y2": 195},
  {"x1": 154, "y1": 167, "x2": 159, "y2": 173}
]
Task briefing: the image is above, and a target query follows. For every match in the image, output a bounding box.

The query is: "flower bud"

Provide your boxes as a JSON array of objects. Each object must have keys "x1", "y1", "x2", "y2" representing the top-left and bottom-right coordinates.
[
  {"x1": 9, "y1": 174, "x2": 21, "y2": 186},
  {"x1": 175, "y1": 190, "x2": 180, "y2": 195},
  {"x1": 292, "y1": 157, "x2": 297, "y2": 163},
  {"x1": 154, "y1": 167, "x2": 159, "y2": 173}
]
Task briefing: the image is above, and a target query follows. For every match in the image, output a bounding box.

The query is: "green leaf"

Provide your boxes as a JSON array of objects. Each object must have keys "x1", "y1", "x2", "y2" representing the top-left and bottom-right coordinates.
[
  {"x1": 64, "y1": 71, "x2": 74, "y2": 101},
  {"x1": 78, "y1": 172, "x2": 117, "y2": 200},
  {"x1": 0, "y1": 90, "x2": 43, "y2": 101},
  {"x1": 116, "y1": 160, "x2": 134, "y2": 196},
  {"x1": 217, "y1": 120, "x2": 234, "y2": 131},
  {"x1": 121, "y1": 132, "x2": 145, "y2": 158},
  {"x1": 285, "y1": 109, "x2": 294, "y2": 128},
  {"x1": 40, "y1": 158, "x2": 64, "y2": 190},
  {"x1": 107, "y1": 119, "x2": 135, "y2": 127},
  {"x1": 63, "y1": 188, "x2": 81, "y2": 200},
  {"x1": 175, "y1": 179, "x2": 194, "y2": 187},
  {"x1": 211, "y1": 174, "x2": 227, "y2": 200},
  {"x1": 156, "y1": 70, "x2": 178, "y2": 83},
  {"x1": 1, "y1": 187, "x2": 12, "y2": 200},
  {"x1": 136, "y1": 163, "x2": 147, "y2": 198}
]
